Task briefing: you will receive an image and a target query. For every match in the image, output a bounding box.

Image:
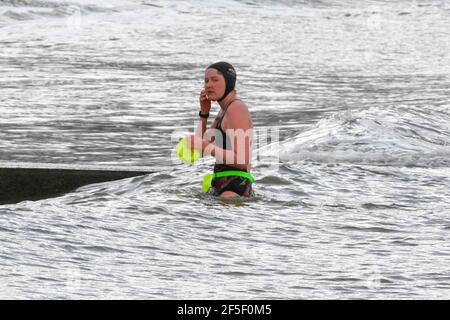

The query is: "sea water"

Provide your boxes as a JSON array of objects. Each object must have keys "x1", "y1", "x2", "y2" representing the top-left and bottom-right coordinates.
[{"x1": 1, "y1": 0, "x2": 450, "y2": 299}]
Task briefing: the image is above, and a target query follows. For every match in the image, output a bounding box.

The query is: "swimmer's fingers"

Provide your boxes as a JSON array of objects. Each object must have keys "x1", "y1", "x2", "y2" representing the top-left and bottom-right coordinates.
[
  {"x1": 200, "y1": 89, "x2": 208, "y2": 101},
  {"x1": 199, "y1": 89, "x2": 211, "y2": 111}
]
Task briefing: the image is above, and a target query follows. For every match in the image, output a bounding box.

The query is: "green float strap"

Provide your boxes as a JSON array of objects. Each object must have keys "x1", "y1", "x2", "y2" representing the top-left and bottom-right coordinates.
[
  {"x1": 214, "y1": 171, "x2": 255, "y2": 183},
  {"x1": 202, "y1": 170, "x2": 255, "y2": 193}
]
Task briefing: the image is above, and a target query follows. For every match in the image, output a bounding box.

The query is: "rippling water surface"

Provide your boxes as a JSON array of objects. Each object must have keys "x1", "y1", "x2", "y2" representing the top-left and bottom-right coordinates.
[{"x1": 1, "y1": 0, "x2": 450, "y2": 299}]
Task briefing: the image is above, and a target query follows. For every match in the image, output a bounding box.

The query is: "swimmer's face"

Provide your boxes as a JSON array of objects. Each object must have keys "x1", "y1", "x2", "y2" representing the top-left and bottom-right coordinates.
[{"x1": 204, "y1": 68, "x2": 226, "y2": 101}]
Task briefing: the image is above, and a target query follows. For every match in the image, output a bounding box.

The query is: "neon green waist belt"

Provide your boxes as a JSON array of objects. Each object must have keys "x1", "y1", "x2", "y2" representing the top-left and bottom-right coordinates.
[
  {"x1": 214, "y1": 171, "x2": 255, "y2": 182},
  {"x1": 202, "y1": 170, "x2": 255, "y2": 193}
]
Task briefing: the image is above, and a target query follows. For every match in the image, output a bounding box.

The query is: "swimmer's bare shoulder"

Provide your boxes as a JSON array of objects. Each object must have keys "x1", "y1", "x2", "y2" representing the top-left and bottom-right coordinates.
[{"x1": 223, "y1": 100, "x2": 252, "y2": 130}]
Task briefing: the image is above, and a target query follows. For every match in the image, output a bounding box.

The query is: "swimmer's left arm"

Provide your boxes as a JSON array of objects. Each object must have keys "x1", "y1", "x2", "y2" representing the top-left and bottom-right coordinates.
[
  {"x1": 187, "y1": 104, "x2": 252, "y2": 166},
  {"x1": 201, "y1": 104, "x2": 252, "y2": 167},
  {"x1": 224, "y1": 104, "x2": 253, "y2": 166}
]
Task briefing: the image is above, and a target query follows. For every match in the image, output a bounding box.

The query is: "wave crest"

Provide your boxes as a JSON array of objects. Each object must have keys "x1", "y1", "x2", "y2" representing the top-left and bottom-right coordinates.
[{"x1": 278, "y1": 106, "x2": 450, "y2": 167}]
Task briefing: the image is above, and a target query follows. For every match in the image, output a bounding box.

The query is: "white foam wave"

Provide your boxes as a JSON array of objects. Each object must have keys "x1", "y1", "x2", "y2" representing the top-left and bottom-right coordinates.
[{"x1": 278, "y1": 106, "x2": 450, "y2": 167}]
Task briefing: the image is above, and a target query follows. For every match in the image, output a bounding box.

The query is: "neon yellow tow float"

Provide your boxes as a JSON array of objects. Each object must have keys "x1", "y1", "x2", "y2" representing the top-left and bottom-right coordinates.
[
  {"x1": 176, "y1": 137, "x2": 200, "y2": 164},
  {"x1": 176, "y1": 137, "x2": 255, "y2": 193}
]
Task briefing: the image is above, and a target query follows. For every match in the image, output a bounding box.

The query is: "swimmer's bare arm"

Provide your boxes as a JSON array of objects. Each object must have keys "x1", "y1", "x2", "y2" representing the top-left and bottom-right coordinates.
[{"x1": 203, "y1": 103, "x2": 253, "y2": 170}]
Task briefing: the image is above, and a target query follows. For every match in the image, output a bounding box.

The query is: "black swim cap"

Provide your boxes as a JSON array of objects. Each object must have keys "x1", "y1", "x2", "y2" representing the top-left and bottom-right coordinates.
[{"x1": 206, "y1": 61, "x2": 236, "y2": 101}]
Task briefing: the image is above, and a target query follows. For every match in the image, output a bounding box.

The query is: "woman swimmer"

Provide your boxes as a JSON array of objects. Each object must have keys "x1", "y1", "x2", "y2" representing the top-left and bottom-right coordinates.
[{"x1": 186, "y1": 62, "x2": 254, "y2": 199}]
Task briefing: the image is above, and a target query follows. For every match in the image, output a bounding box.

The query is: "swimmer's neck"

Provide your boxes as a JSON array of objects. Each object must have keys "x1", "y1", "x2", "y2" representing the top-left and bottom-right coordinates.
[{"x1": 218, "y1": 91, "x2": 237, "y2": 110}]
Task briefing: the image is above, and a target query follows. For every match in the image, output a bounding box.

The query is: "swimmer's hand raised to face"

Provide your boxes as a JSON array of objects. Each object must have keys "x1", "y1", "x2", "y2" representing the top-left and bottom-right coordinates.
[{"x1": 199, "y1": 89, "x2": 211, "y2": 115}]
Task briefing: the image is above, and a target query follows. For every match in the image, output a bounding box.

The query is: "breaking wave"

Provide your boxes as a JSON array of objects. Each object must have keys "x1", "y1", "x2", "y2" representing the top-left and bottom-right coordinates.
[{"x1": 278, "y1": 105, "x2": 450, "y2": 167}]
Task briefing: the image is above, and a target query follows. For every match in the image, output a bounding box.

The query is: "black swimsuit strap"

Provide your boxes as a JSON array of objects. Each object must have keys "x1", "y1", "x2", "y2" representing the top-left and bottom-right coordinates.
[{"x1": 215, "y1": 98, "x2": 241, "y2": 130}]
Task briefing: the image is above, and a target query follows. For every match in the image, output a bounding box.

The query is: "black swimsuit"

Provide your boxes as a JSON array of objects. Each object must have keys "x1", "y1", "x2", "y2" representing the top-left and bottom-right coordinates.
[{"x1": 210, "y1": 99, "x2": 253, "y2": 197}]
